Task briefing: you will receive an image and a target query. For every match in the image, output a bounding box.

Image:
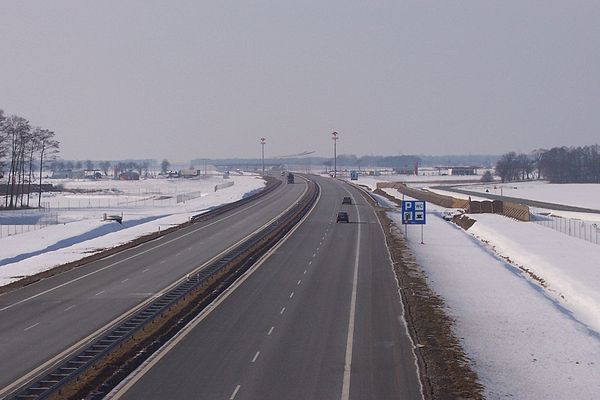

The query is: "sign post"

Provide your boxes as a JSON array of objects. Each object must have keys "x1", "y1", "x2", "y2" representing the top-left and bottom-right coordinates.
[{"x1": 401, "y1": 200, "x2": 426, "y2": 244}]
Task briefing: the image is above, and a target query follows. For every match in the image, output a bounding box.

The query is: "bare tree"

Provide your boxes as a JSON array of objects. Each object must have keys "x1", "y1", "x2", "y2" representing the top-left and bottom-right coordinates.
[
  {"x1": 99, "y1": 161, "x2": 111, "y2": 176},
  {"x1": 37, "y1": 129, "x2": 59, "y2": 207},
  {"x1": 4, "y1": 115, "x2": 31, "y2": 208},
  {"x1": 0, "y1": 110, "x2": 7, "y2": 174},
  {"x1": 161, "y1": 159, "x2": 170, "y2": 174}
]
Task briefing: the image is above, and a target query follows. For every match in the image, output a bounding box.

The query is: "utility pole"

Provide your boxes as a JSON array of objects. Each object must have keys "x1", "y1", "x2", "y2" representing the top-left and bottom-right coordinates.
[
  {"x1": 260, "y1": 137, "x2": 266, "y2": 175},
  {"x1": 331, "y1": 131, "x2": 339, "y2": 178}
]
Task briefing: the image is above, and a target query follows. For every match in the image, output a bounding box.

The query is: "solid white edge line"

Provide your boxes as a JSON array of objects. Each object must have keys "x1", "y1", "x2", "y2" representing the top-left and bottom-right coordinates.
[{"x1": 106, "y1": 177, "x2": 321, "y2": 399}]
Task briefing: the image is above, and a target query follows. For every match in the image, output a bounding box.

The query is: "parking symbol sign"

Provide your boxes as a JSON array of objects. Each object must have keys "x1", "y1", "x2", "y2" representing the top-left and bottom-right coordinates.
[{"x1": 401, "y1": 201, "x2": 426, "y2": 225}]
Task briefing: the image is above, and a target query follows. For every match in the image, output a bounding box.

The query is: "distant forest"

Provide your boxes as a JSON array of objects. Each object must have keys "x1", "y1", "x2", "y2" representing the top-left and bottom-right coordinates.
[{"x1": 496, "y1": 145, "x2": 600, "y2": 183}]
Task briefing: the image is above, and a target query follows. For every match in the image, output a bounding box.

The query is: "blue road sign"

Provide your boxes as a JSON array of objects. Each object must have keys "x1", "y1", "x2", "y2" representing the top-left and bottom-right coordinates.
[{"x1": 401, "y1": 200, "x2": 426, "y2": 225}]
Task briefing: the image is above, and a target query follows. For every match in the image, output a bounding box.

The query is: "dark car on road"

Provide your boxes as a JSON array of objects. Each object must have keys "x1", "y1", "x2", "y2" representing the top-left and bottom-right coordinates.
[
  {"x1": 336, "y1": 211, "x2": 349, "y2": 223},
  {"x1": 342, "y1": 196, "x2": 352, "y2": 205}
]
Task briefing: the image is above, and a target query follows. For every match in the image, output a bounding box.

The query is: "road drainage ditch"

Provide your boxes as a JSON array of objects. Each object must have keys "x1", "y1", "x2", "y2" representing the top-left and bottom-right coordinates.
[{"x1": 8, "y1": 179, "x2": 318, "y2": 400}]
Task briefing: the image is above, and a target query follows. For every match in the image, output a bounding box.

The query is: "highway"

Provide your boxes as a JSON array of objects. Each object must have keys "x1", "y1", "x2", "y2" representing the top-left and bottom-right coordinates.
[
  {"x1": 113, "y1": 176, "x2": 422, "y2": 400},
  {"x1": 0, "y1": 177, "x2": 306, "y2": 397}
]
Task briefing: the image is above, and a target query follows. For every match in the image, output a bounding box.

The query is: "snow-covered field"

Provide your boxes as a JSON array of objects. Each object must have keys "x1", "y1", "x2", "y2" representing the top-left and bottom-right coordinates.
[
  {"x1": 0, "y1": 175, "x2": 266, "y2": 286},
  {"x1": 345, "y1": 174, "x2": 480, "y2": 191},
  {"x1": 348, "y1": 174, "x2": 600, "y2": 398},
  {"x1": 455, "y1": 180, "x2": 600, "y2": 211}
]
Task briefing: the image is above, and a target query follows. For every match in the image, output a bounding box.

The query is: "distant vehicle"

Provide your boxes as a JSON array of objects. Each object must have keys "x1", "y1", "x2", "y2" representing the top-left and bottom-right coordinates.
[
  {"x1": 281, "y1": 171, "x2": 285, "y2": 176},
  {"x1": 350, "y1": 171, "x2": 359, "y2": 180},
  {"x1": 336, "y1": 211, "x2": 349, "y2": 223},
  {"x1": 287, "y1": 173, "x2": 294, "y2": 184},
  {"x1": 342, "y1": 196, "x2": 352, "y2": 205}
]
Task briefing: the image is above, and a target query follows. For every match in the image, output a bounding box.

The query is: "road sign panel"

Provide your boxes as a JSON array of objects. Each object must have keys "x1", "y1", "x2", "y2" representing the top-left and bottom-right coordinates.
[{"x1": 401, "y1": 200, "x2": 426, "y2": 224}]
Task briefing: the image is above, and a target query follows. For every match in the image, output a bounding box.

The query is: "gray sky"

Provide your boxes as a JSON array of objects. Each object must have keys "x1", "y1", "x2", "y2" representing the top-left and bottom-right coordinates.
[{"x1": 1, "y1": 1, "x2": 599, "y2": 162}]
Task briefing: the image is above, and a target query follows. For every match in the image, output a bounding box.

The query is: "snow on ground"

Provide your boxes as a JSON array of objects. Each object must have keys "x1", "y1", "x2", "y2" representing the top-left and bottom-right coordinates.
[
  {"x1": 458, "y1": 181, "x2": 600, "y2": 211},
  {"x1": 0, "y1": 175, "x2": 265, "y2": 286},
  {"x1": 371, "y1": 183, "x2": 600, "y2": 398},
  {"x1": 342, "y1": 173, "x2": 480, "y2": 191},
  {"x1": 464, "y1": 213, "x2": 600, "y2": 332}
]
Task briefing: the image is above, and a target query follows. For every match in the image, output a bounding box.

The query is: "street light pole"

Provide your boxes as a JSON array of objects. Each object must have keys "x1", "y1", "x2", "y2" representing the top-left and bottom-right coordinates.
[
  {"x1": 260, "y1": 137, "x2": 266, "y2": 175},
  {"x1": 331, "y1": 131, "x2": 339, "y2": 178}
]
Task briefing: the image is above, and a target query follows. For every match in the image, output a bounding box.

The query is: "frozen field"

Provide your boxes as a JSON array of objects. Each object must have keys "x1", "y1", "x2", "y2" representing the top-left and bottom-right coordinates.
[
  {"x1": 457, "y1": 180, "x2": 600, "y2": 211},
  {"x1": 0, "y1": 174, "x2": 266, "y2": 286},
  {"x1": 341, "y1": 173, "x2": 481, "y2": 191}
]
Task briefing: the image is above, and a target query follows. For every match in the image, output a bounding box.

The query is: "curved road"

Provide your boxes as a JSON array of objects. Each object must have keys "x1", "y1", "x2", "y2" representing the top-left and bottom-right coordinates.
[
  {"x1": 0, "y1": 177, "x2": 306, "y2": 397},
  {"x1": 113, "y1": 176, "x2": 422, "y2": 400}
]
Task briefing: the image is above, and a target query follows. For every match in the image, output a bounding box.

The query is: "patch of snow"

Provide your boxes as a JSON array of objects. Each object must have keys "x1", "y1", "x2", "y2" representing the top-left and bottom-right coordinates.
[{"x1": 0, "y1": 175, "x2": 265, "y2": 286}]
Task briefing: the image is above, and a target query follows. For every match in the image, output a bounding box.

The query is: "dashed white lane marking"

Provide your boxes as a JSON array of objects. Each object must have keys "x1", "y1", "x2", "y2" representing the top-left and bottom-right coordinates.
[
  {"x1": 312, "y1": 253, "x2": 316, "y2": 257},
  {"x1": 267, "y1": 326, "x2": 274, "y2": 336},
  {"x1": 304, "y1": 269, "x2": 307, "y2": 274},
  {"x1": 316, "y1": 247, "x2": 320, "y2": 251},
  {"x1": 121, "y1": 278, "x2": 129, "y2": 283},
  {"x1": 142, "y1": 268, "x2": 149, "y2": 273},
  {"x1": 280, "y1": 307, "x2": 286, "y2": 315},
  {"x1": 24, "y1": 322, "x2": 40, "y2": 331},
  {"x1": 95, "y1": 290, "x2": 105, "y2": 296},
  {"x1": 289, "y1": 292, "x2": 294, "y2": 299},
  {"x1": 308, "y1": 261, "x2": 312, "y2": 265},
  {"x1": 63, "y1": 305, "x2": 76, "y2": 312},
  {"x1": 297, "y1": 280, "x2": 302, "y2": 286},
  {"x1": 320, "y1": 241, "x2": 322, "y2": 245},
  {"x1": 230, "y1": 385, "x2": 241, "y2": 399},
  {"x1": 252, "y1": 351, "x2": 260, "y2": 363},
  {"x1": 160, "y1": 260, "x2": 166, "y2": 264},
  {"x1": 175, "y1": 252, "x2": 181, "y2": 257}
]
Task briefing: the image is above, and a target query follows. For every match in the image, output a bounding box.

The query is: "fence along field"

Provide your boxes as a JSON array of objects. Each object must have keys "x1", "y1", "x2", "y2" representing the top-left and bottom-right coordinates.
[{"x1": 531, "y1": 210, "x2": 600, "y2": 245}]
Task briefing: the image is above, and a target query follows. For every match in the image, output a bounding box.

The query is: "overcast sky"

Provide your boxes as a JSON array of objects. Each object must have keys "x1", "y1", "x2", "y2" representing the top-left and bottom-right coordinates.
[{"x1": 1, "y1": 1, "x2": 599, "y2": 162}]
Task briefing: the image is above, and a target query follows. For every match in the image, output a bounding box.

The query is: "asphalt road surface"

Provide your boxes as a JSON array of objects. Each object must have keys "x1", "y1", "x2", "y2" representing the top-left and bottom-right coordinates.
[
  {"x1": 0, "y1": 177, "x2": 306, "y2": 396},
  {"x1": 114, "y1": 175, "x2": 422, "y2": 400}
]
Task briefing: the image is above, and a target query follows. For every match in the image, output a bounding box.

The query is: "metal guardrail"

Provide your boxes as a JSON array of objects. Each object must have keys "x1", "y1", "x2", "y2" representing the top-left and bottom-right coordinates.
[
  {"x1": 189, "y1": 176, "x2": 280, "y2": 223},
  {"x1": 8, "y1": 177, "x2": 317, "y2": 400}
]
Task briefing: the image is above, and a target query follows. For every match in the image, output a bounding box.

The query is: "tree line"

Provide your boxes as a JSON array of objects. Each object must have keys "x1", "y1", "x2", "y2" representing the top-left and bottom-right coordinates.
[
  {"x1": 496, "y1": 145, "x2": 600, "y2": 183},
  {"x1": 0, "y1": 109, "x2": 59, "y2": 208}
]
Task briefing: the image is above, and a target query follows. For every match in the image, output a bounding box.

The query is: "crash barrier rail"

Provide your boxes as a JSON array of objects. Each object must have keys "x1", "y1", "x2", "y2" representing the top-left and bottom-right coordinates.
[
  {"x1": 189, "y1": 177, "x2": 279, "y2": 224},
  {"x1": 214, "y1": 181, "x2": 235, "y2": 191},
  {"x1": 175, "y1": 190, "x2": 203, "y2": 204},
  {"x1": 377, "y1": 182, "x2": 530, "y2": 222},
  {"x1": 9, "y1": 177, "x2": 317, "y2": 400}
]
